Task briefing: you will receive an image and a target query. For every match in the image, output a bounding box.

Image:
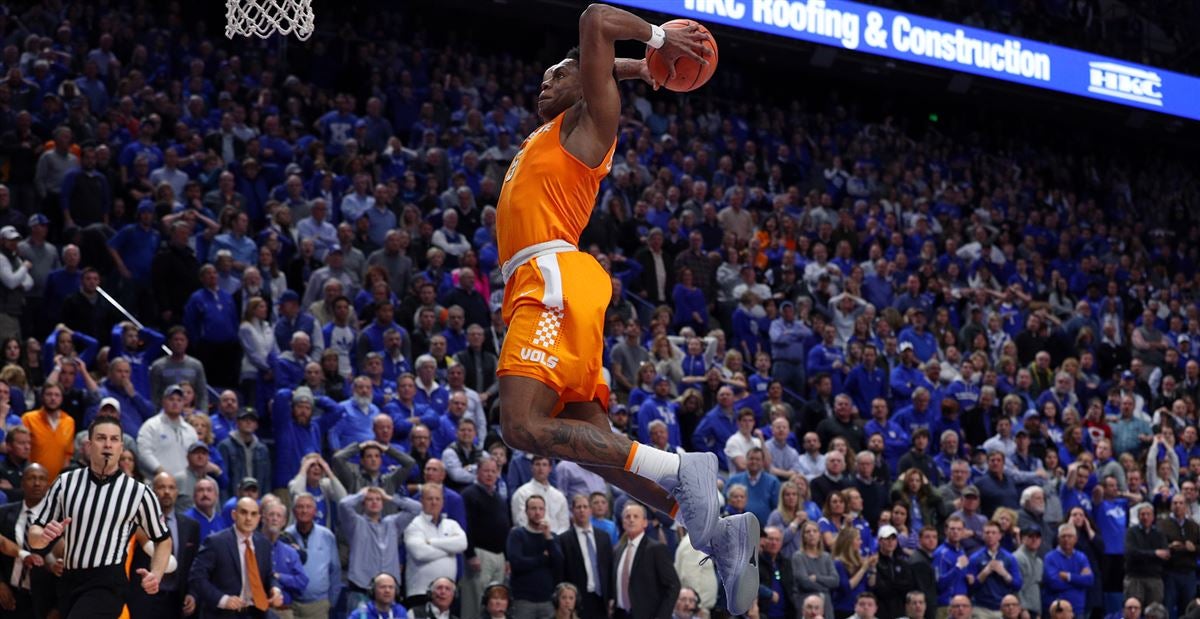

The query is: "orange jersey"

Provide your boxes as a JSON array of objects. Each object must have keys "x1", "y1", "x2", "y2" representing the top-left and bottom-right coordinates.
[{"x1": 496, "y1": 110, "x2": 617, "y2": 264}]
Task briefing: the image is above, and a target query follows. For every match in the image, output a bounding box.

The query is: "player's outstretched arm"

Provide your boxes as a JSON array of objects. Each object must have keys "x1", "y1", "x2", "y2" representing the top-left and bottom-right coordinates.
[{"x1": 577, "y1": 4, "x2": 710, "y2": 139}]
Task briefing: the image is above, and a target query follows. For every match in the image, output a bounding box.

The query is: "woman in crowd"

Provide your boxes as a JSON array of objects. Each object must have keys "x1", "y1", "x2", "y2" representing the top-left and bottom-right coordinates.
[
  {"x1": 891, "y1": 468, "x2": 943, "y2": 533},
  {"x1": 238, "y1": 296, "x2": 278, "y2": 415},
  {"x1": 672, "y1": 267, "x2": 709, "y2": 335},
  {"x1": 792, "y1": 520, "x2": 838, "y2": 619},
  {"x1": 993, "y1": 506, "x2": 1021, "y2": 552},
  {"x1": 769, "y1": 480, "x2": 812, "y2": 558},
  {"x1": 830, "y1": 527, "x2": 875, "y2": 619},
  {"x1": 889, "y1": 501, "x2": 919, "y2": 553},
  {"x1": 1066, "y1": 506, "x2": 1105, "y2": 619},
  {"x1": 818, "y1": 491, "x2": 849, "y2": 550},
  {"x1": 650, "y1": 333, "x2": 684, "y2": 387}
]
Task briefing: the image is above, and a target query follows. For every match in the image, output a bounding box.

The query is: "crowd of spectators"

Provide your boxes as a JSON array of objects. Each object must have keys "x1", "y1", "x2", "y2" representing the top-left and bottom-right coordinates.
[{"x1": 1, "y1": 1, "x2": 1200, "y2": 619}]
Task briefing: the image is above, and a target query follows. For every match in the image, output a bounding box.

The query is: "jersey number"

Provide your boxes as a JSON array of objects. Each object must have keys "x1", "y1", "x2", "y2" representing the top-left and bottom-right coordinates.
[{"x1": 504, "y1": 150, "x2": 525, "y2": 183}]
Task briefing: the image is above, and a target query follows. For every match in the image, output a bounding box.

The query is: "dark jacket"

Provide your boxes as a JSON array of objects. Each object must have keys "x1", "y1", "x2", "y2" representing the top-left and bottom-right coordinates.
[
  {"x1": 632, "y1": 246, "x2": 676, "y2": 305},
  {"x1": 897, "y1": 449, "x2": 939, "y2": 486},
  {"x1": 613, "y1": 534, "x2": 680, "y2": 619},
  {"x1": 975, "y1": 471, "x2": 1020, "y2": 516},
  {"x1": 875, "y1": 550, "x2": 915, "y2": 619},
  {"x1": 810, "y1": 473, "x2": 848, "y2": 509},
  {"x1": 854, "y1": 476, "x2": 888, "y2": 527},
  {"x1": 453, "y1": 346, "x2": 499, "y2": 399},
  {"x1": 127, "y1": 510, "x2": 201, "y2": 616},
  {"x1": 151, "y1": 242, "x2": 201, "y2": 323},
  {"x1": 906, "y1": 547, "x2": 938, "y2": 619},
  {"x1": 557, "y1": 525, "x2": 615, "y2": 619},
  {"x1": 61, "y1": 291, "x2": 120, "y2": 339},
  {"x1": 188, "y1": 528, "x2": 279, "y2": 618},
  {"x1": 1159, "y1": 515, "x2": 1200, "y2": 572},
  {"x1": 1123, "y1": 524, "x2": 1168, "y2": 578},
  {"x1": 507, "y1": 526, "x2": 564, "y2": 602},
  {"x1": 757, "y1": 549, "x2": 796, "y2": 619},
  {"x1": 462, "y1": 482, "x2": 511, "y2": 558},
  {"x1": 1017, "y1": 507, "x2": 1057, "y2": 557}
]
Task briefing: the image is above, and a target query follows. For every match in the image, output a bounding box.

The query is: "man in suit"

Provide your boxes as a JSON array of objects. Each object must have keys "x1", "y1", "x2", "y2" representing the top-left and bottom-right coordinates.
[
  {"x1": 189, "y1": 497, "x2": 284, "y2": 617},
  {"x1": 127, "y1": 472, "x2": 200, "y2": 617},
  {"x1": 556, "y1": 494, "x2": 614, "y2": 619},
  {"x1": 0, "y1": 464, "x2": 54, "y2": 619},
  {"x1": 612, "y1": 502, "x2": 679, "y2": 619}
]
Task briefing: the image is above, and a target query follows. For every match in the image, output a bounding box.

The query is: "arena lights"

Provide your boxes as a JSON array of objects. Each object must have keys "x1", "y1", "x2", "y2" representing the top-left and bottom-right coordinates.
[{"x1": 609, "y1": 0, "x2": 1200, "y2": 122}]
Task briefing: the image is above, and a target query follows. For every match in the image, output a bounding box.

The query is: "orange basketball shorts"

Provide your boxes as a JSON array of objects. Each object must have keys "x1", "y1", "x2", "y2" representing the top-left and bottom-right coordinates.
[{"x1": 498, "y1": 250, "x2": 611, "y2": 415}]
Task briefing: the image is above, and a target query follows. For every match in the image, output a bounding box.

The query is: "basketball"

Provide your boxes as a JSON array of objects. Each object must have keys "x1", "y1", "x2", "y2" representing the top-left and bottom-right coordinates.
[{"x1": 645, "y1": 19, "x2": 718, "y2": 92}]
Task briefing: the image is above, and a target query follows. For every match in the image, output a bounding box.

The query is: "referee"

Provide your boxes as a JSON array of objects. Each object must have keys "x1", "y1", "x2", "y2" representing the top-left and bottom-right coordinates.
[{"x1": 26, "y1": 414, "x2": 173, "y2": 617}]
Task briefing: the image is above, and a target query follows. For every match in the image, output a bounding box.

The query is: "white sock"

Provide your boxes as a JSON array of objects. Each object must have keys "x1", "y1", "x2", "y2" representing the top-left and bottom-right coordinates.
[{"x1": 625, "y1": 443, "x2": 681, "y2": 486}]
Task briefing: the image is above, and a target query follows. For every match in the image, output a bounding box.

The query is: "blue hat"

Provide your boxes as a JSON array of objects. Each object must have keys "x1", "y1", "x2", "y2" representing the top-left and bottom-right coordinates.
[
  {"x1": 1121, "y1": 370, "x2": 1135, "y2": 381},
  {"x1": 653, "y1": 375, "x2": 671, "y2": 387},
  {"x1": 279, "y1": 290, "x2": 300, "y2": 304},
  {"x1": 137, "y1": 199, "x2": 155, "y2": 214},
  {"x1": 27, "y1": 213, "x2": 49, "y2": 227}
]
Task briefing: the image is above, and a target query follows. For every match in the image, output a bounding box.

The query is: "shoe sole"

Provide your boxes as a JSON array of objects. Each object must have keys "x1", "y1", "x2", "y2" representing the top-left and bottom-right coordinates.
[{"x1": 722, "y1": 512, "x2": 761, "y2": 616}]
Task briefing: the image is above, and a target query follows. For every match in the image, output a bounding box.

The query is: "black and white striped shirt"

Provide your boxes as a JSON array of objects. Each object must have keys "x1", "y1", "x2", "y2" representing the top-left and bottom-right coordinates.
[{"x1": 32, "y1": 468, "x2": 169, "y2": 570}]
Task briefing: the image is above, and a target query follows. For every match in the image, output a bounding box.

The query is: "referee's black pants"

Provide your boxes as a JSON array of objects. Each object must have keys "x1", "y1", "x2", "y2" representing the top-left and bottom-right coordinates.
[{"x1": 61, "y1": 565, "x2": 128, "y2": 618}]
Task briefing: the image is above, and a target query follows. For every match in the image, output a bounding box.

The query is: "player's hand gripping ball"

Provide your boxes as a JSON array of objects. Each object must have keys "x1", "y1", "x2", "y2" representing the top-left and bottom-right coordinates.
[{"x1": 645, "y1": 19, "x2": 718, "y2": 92}]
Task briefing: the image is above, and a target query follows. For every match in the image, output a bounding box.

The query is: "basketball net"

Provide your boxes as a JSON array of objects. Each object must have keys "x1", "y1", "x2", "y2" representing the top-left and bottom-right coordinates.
[{"x1": 225, "y1": 0, "x2": 315, "y2": 40}]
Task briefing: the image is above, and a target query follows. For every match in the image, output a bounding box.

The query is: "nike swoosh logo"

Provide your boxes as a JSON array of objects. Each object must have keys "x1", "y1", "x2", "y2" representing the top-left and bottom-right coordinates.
[{"x1": 520, "y1": 290, "x2": 537, "y2": 297}]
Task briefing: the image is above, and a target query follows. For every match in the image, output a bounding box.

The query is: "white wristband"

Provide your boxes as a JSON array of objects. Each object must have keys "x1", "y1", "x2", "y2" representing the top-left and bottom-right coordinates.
[{"x1": 646, "y1": 24, "x2": 665, "y2": 49}]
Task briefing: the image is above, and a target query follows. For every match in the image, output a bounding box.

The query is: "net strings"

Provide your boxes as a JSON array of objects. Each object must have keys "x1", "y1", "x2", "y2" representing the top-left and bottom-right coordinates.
[{"x1": 226, "y1": 0, "x2": 315, "y2": 40}]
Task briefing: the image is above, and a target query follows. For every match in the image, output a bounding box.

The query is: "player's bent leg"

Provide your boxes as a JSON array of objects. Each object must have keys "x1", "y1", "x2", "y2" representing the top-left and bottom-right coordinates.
[
  {"x1": 556, "y1": 402, "x2": 759, "y2": 616},
  {"x1": 558, "y1": 401, "x2": 723, "y2": 554},
  {"x1": 558, "y1": 401, "x2": 677, "y2": 515},
  {"x1": 499, "y1": 375, "x2": 632, "y2": 465}
]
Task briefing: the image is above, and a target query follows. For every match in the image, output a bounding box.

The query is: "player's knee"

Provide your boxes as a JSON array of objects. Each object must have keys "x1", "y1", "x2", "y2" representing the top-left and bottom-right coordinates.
[{"x1": 499, "y1": 411, "x2": 536, "y2": 452}]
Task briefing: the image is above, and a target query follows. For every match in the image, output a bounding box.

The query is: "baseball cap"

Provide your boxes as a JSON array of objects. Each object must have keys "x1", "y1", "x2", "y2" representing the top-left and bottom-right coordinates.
[
  {"x1": 1015, "y1": 427, "x2": 1029, "y2": 437},
  {"x1": 163, "y1": 384, "x2": 185, "y2": 398},
  {"x1": 292, "y1": 386, "x2": 314, "y2": 404},
  {"x1": 238, "y1": 477, "x2": 260, "y2": 491},
  {"x1": 187, "y1": 441, "x2": 210, "y2": 454},
  {"x1": 878, "y1": 525, "x2": 898, "y2": 539},
  {"x1": 99, "y1": 397, "x2": 121, "y2": 412},
  {"x1": 780, "y1": 300, "x2": 794, "y2": 310},
  {"x1": 327, "y1": 244, "x2": 343, "y2": 255},
  {"x1": 0, "y1": 226, "x2": 20, "y2": 241},
  {"x1": 962, "y1": 485, "x2": 980, "y2": 497},
  {"x1": 898, "y1": 341, "x2": 914, "y2": 353},
  {"x1": 612, "y1": 404, "x2": 629, "y2": 415},
  {"x1": 137, "y1": 199, "x2": 155, "y2": 214},
  {"x1": 27, "y1": 213, "x2": 49, "y2": 227},
  {"x1": 237, "y1": 408, "x2": 259, "y2": 420},
  {"x1": 279, "y1": 290, "x2": 300, "y2": 304},
  {"x1": 1180, "y1": 335, "x2": 1191, "y2": 344},
  {"x1": 653, "y1": 375, "x2": 671, "y2": 387},
  {"x1": 1121, "y1": 370, "x2": 1135, "y2": 381},
  {"x1": 1022, "y1": 527, "x2": 1042, "y2": 538}
]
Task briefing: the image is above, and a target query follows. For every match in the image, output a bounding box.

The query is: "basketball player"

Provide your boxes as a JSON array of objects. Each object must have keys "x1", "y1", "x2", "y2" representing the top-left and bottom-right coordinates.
[{"x1": 495, "y1": 4, "x2": 758, "y2": 614}]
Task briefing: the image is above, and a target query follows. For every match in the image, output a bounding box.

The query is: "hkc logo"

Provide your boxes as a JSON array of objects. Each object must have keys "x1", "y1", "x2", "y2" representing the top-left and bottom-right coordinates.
[{"x1": 1088, "y1": 62, "x2": 1163, "y2": 106}]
